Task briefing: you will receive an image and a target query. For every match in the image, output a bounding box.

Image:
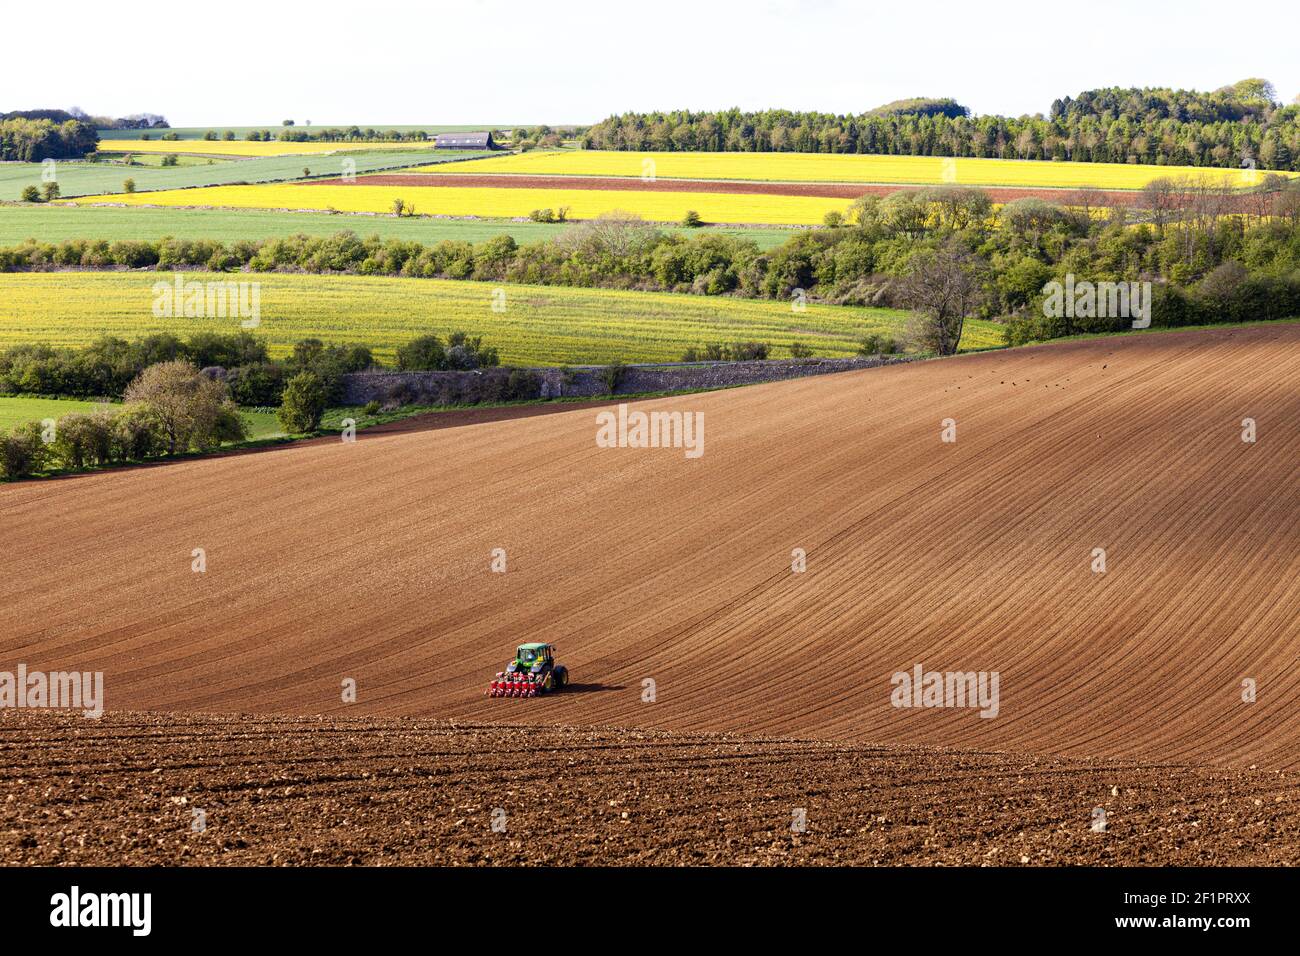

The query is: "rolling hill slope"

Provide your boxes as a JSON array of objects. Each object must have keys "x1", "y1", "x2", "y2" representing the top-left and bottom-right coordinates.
[{"x1": 2, "y1": 324, "x2": 1296, "y2": 767}]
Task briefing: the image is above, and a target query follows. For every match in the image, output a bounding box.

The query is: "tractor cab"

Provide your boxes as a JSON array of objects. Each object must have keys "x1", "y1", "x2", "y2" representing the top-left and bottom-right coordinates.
[
  {"x1": 490, "y1": 643, "x2": 569, "y2": 698},
  {"x1": 507, "y1": 643, "x2": 555, "y2": 676}
]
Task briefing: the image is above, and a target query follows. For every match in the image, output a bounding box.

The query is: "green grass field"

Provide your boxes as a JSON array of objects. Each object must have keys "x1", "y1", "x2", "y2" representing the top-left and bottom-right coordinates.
[
  {"x1": 0, "y1": 271, "x2": 1002, "y2": 364},
  {"x1": 0, "y1": 395, "x2": 103, "y2": 430},
  {"x1": 107, "y1": 153, "x2": 234, "y2": 168},
  {"x1": 0, "y1": 204, "x2": 796, "y2": 249},
  {"x1": 239, "y1": 408, "x2": 284, "y2": 439},
  {"x1": 0, "y1": 150, "x2": 490, "y2": 200},
  {"x1": 0, "y1": 395, "x2": 283, "y2": 439}
]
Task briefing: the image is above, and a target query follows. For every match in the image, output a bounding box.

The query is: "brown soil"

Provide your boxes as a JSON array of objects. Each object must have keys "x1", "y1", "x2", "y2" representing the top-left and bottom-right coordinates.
[
  {"x1": 302, "y1": 172, "x2": 1151, "y2": 206},
  {"x1": 2, "y1": 712, "x2": 1296, "y2": 866},
  {"x1": 2, "y1": 325, "x2": 1297, "y2": 772}
]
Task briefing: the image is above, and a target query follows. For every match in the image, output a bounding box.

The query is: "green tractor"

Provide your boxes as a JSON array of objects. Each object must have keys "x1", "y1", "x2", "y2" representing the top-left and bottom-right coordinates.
[{"x1": 487, "y1": 643, "x2": 569, "y2": 698}]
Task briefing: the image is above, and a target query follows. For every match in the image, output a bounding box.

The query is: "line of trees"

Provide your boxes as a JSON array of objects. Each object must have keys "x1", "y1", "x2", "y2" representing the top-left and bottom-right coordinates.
[
  {"x1": 2, "y1": 108, "x2": 166, "y2": 130},
  {"x1": 3, "y1": 173, "x2": 1297, "y2": 297},
  {"x1": 0, "y1": 117, "x2": 98, "y2": 161},
  {"x1": 1, "y1": 178, "x2": 1297, "y2": 359},
  {"x1": 0, "y1": 328, "x2": 503, "y2": 406},
  {"x1": 0, "y1": 328, "x2": 518, "y2": 480},
  {"x1": 581, "y1": 82, "x2": 1300, "y2": 171}
]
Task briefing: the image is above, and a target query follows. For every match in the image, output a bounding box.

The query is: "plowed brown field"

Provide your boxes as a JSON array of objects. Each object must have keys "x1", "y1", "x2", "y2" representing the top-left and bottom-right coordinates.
[
  {"x1": 305, "y1": 172, "x2": 1146, "y2": 206},
  {"x1": 2, "y1": 325, "x2": 1298, "y2": 774},
  {"x1": 3, "y1": 713, "x2": 1297, "y2": 866}
]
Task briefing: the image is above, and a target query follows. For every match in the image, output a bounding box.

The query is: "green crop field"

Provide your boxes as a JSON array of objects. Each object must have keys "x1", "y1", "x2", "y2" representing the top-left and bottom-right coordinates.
[
  {"x1": 0, "y1": 204, "x2": 796, "y2": 249},
  {"x1": 0, "y1": 271, "x2": 1001, "y2": 364},
  {"x1": 0, "y1": 150, "x2": 490, "y2": 201}
]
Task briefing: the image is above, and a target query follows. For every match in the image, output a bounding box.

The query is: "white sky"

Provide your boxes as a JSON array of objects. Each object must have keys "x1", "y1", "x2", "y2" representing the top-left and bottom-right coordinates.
[{"x1": 5, "y1": 0, "x2": 1298, "y2": 126}]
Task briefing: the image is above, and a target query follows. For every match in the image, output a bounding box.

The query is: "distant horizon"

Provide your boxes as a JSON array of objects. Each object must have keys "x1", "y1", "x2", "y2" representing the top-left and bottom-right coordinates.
[
  {"x1": 5, "y1": 0, "x2": 1296, "y2": 128},
  {"x1": 64, "y1": 83, "x2": 1300, "y2": 130}
]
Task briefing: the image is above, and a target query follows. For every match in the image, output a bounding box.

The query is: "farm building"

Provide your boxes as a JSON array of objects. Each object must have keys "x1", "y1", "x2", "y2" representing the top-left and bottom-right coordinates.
[{"x1": 435, "y1": 131, "x2": 496, "y2": 149}]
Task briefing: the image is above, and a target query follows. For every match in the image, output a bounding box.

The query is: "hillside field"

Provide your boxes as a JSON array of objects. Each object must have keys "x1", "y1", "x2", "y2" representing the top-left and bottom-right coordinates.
[
  {"x1": 0, "y1": 150, "x2": 490, "y2": 200},
  {"x1": 412, "y1": 150, "x2": 1292, "y2": 190},
  {"x1": 95, "y1": 139, "x2": 445, "y2": 158},
  {"x1": 71, "y1": 182, "x2": 851, "y2": 225},
  {"x1": 3, "y1": 325, "x2": 1296, "y2": 769},
  {"x1": 95, "y1": 124, "x2": 516, "y2": 141},
  {"x1": 0, "y1": 272, "x2": 992, "y2": 363}
]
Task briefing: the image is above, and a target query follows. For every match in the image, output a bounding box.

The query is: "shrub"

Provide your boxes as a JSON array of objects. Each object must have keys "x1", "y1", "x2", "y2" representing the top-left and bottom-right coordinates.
[
  {"x1": 681, "y1": 342, "x2": 733, "y2": 362},
  {"x1": 857, "y1": 333, "x2": 898, "y2": 356},
  {"x1": 0, "y1": 422, "x2": 52, "y2": 479},
  {"x1": 362, "y1": 399, "x2": 381, "y2": 416},
  {"x1": 50, "y1": 410, "x2": 114, "y2": 470},
  {"x1": 788, "y1": 341, "x2": 813, "y2": 358},
  {"x1": 396, "y1": 334, "x2": 446, "y2": 371},
  {"x1": 503, "y1": 369, "x2": 542, "y2": 401},
  {"x1": 21, "y1": 185, "x2": 40, "y2": 202},
  {"x1": 160, "y1": 153, "x2": 178, "y2": 167},
  {"x1": 111, "y1": 404, "x2": 164, "y2": 460},
  {"x1": 123, "y1": 178, "x2": 136, "y2": 193},
  {"x1": 681, "y1": 210, "x2": 703, "y2": 228},
  {"x1": 123, "y1": 360, "x2": 245, "y2": 454},
  {"x1": 600, "y1": 361, "x2": 627, "y2": 394},
  {"x1": 277, "y1": 371, "x2": 328, "y2": 433},
  {"x1": 730, "y1": 341, "x2": 769, "y2": 361}
]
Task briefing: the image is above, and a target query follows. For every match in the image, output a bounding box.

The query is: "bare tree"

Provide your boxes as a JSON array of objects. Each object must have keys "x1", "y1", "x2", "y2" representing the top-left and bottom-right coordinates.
[
  {"x1": 1141, "y1": 177, "x2": 1178, "y2": 232},
  {"x1": 123, "y1": 361, "x2": 245, "y2": 454},
  {"x1": 559, "y1": 210, "x2": 660, "y2": 258},
  {"x1": 1065, "y1": 186, "x2": 1106, "y2": 224},
  {"x1": 899, "y1": 242, "x2": 985, "y2": 356}
]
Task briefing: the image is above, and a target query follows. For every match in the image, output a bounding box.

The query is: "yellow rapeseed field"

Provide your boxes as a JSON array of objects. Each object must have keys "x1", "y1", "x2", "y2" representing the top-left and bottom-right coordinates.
[
  {"x1": 72, "y1": 183, "x2": 850, "y2": 226},
  {"x1": 411, "y1": 150, "x2": 1288, "y2": 191},
  {"x1": 96, "y1": 140, "x2": 440, "y2": 158}
]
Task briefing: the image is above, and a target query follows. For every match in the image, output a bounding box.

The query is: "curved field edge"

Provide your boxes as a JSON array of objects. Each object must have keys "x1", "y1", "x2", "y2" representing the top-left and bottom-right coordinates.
[{"x1": 1, "y1": 325, "x2": 1296, "y2": 770}]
